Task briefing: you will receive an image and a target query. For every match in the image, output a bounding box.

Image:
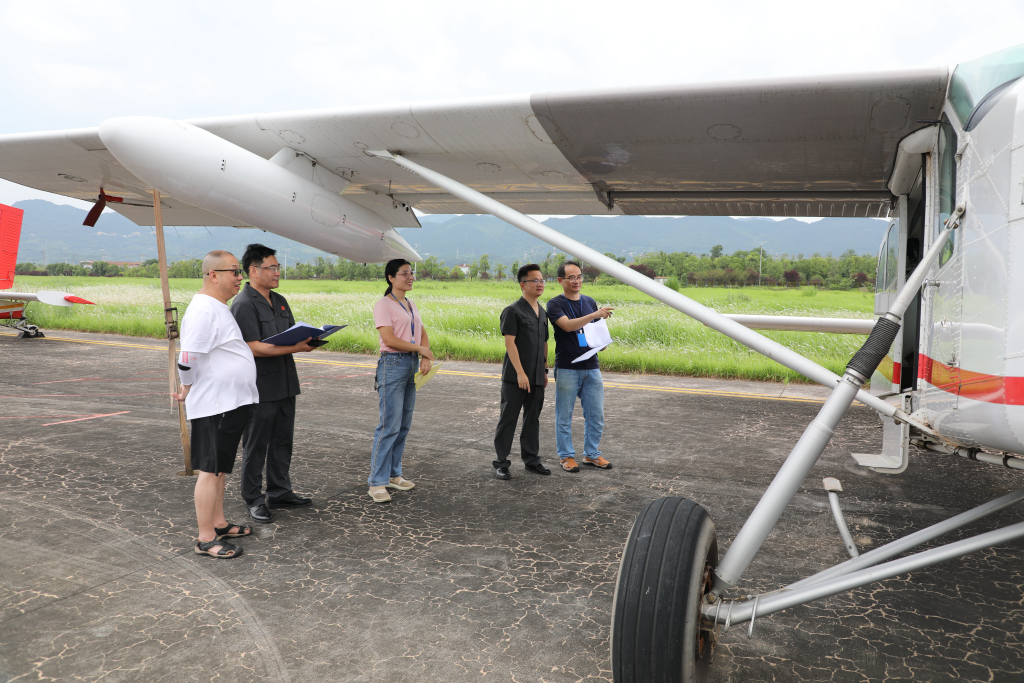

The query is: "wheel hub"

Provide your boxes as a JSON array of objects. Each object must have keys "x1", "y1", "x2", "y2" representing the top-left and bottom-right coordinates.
[{"x1": 696, "y1": 561, "x2": 718, "y2": 662}]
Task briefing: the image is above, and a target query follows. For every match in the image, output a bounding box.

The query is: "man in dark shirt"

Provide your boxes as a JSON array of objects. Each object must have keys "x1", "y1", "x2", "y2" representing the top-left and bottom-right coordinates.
[
  {"x1": 231, "y1": 243, "x2": 316, "y2": 523},
  {"x1": 493, "y1": 264, "x2": 550, "y2": 480},
  {"x1": 546, "y1": 261, "x2": 615, "y2": 472}
]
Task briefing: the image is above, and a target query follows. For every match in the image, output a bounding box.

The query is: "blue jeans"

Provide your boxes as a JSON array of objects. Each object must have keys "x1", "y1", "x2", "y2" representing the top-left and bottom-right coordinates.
[
  {"x1": 368, "y1": 353, "x2": 418, "y2": 487},
  {"x1": 553, "y1": 367, "x2": 604, "y2": 460}
]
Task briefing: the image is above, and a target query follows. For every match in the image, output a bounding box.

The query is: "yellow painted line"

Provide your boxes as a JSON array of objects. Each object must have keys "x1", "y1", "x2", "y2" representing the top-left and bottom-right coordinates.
[
  {"x1": 602, "y1": 382, "x2": 834, "y2": 405},
  {"x1": 433, "y1": 369, "x2": 502, "y2": 379},
  {"x1": 0, "y1": 330, "x2": 167, "y2": 351},
  {"x1": 294, "y1": 357, "x2": 375, "y2": 369},
  {"x1": 1, "y1": 329, "x2": 839, "y2": 405}
]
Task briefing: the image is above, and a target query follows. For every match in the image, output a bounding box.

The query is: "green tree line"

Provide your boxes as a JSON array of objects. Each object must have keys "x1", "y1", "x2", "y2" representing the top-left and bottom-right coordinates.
[
  {"x1": 15, "y1": 245, "x2": 877, "y2": 289},
  {"x1": 635, "y1": 246, "x2": 876, "y2": 289}
]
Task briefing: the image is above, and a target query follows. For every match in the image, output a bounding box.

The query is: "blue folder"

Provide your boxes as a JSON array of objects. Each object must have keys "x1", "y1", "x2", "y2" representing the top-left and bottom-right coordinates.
[{"x1": 262, "y1": 322, "x2": 346, "y2": 346}]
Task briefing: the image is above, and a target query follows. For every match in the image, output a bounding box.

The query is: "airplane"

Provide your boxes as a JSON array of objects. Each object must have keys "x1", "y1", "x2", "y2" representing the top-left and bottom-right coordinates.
[
  {"x1": 0, "y1": 40, "x2": 1022, "y2": 683},
  {"x1": 0, "y1": 202, "x2": 94, "y2": 338}
]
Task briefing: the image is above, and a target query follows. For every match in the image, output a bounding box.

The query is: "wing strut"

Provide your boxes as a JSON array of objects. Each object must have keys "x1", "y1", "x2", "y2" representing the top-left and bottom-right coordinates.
[
  {"x1": 152, "y1": 189, "x2": 193, "y2": 476},
  {"x1": 364, "y1": 149, "x2": 921, "y2": 427},
  {"x1": 367, "y1": 150, "x2": 962, "y2": 600}
]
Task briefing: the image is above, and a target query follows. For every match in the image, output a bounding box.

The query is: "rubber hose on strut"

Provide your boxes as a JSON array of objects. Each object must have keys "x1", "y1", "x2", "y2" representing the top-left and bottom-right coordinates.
[{"x1": 846, "y1": 317, "x2": 902, "y2": 380}]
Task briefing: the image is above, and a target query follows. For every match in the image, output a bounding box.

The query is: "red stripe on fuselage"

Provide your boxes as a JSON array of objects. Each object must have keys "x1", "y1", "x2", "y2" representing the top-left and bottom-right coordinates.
[{"x1": 918, "y1": 353, "x2": 1024, "y2": 405}]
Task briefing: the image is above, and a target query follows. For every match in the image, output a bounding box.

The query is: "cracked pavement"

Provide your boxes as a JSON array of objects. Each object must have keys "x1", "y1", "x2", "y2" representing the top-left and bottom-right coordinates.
[{"x1": 2, "y1": 329, "x2": 1024, "y2": 682}]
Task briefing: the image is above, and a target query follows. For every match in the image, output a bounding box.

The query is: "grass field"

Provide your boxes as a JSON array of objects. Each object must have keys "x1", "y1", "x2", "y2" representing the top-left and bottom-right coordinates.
[{"x1": 9, "y1": 276, "x2": 875, "y2": 383}]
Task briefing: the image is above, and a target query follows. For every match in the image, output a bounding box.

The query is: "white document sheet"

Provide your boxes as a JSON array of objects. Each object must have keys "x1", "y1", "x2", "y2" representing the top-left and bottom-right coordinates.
[
  {"x1": 571, "y1": 319, "x2": 613, "y2": 363},
  {"x1": 571, "y1": 343, "x2": 611, "y2": 363},
  {"x1": 583, "y1": 319, "x2": 612, "y2": 347}
]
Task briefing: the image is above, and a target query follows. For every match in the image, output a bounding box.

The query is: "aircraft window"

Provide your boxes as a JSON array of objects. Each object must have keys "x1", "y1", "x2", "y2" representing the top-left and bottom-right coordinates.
[
  {"x1": 875, "y1": 238, "x2": 886, "y2": 295},
  {"x1": 885, "y1": 222, "x2": 899, "y2": 293},
  {"x1": 949, "y1": 44, "x2": 1024, "y2": 128},
  {"x1": 937, "y1": 116, "x2": 957, "y2": 267},
  {"x1": 963, "y1": 77, "x2": 1020, "y2": 131}
]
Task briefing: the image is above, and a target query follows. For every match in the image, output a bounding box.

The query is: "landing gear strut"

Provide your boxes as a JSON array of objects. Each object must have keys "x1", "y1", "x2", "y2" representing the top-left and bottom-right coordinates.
[{"x1": 8, "y1": 319, "x2": 44, "y2": 338}]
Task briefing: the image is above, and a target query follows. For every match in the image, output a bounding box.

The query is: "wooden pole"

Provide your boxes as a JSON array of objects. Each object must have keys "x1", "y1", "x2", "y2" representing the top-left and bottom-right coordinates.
[{"x1": 152, "y1": 189, "x2": 193, "y2": 476}]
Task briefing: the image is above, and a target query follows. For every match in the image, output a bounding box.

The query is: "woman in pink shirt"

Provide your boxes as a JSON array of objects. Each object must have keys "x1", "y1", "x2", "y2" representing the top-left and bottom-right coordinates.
[{"x1": 368, "y1": 259, "x2": 434, "y2": 502}]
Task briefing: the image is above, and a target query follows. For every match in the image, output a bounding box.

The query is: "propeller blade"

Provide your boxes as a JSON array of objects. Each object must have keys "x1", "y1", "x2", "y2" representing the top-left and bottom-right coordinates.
[{"x1": 82, "y1": 192, "x2": 106, "y2": 227}]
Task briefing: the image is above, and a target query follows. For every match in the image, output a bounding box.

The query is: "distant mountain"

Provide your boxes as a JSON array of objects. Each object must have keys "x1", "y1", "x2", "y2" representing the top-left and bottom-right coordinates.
[
  {"x1": 12, "y1": 200, "x2": 334, "y2": 266},
  {"x1": 10, "y1": 199, "x2": 887, "y2": 267},
  {"x1": 404, "y1": 214, "x2": 888, "y2": 264}
]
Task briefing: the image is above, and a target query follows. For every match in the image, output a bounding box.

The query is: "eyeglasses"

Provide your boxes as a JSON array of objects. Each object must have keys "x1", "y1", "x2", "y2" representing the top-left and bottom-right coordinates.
[
  {"x1": 395, "y1": 270, "x2": 415, "y2": 278},
  {"x1": 562, "y1": 275, "x2": 584, "y2": 282},
  {"x1": 521, "y1": 279, "x2": 545, "y2": 285},
  {"x1": 208, "y1": 268, "x2": 243, "y2": 277},
  {"x1": 256, "y1": 265, "x2": 281, "y2": 273}
]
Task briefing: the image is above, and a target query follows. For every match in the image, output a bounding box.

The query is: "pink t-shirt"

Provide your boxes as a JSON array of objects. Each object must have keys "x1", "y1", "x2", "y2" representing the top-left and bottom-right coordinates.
[{"x1": 373, "y1": 295, "x2": 423, "y2": 352}]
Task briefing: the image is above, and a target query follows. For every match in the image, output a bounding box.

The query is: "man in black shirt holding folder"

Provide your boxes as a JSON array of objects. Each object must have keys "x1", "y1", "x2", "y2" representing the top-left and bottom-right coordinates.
[{"x1": 231, "y1": 243, "x2": 316, "y2": 523}]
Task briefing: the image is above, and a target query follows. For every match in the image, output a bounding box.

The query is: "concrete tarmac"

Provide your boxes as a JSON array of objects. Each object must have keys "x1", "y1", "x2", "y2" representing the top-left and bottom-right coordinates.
[{"x1": 2, "y1": 328, "x2": 1024, "y2": 682}]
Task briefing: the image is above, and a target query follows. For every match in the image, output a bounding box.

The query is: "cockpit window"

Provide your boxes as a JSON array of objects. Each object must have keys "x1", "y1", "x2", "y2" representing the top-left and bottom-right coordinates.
[
  {"x1": 884, "y1": 222, "x2": 899, "y2": 293},
  {"x1": 949, "y1": 44, "x2": 1024, "y2": 129},
  {"x1": 875, "y1": 237, "x2": 886, "y2": 295}
]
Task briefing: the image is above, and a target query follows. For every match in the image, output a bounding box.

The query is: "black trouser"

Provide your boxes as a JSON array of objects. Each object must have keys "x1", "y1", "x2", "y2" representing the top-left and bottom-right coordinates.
[
  {"x1": 493, "y1": 381, "x2": 545, "y2": 469},
  {"x1": 240, "y1": 396, "x2": 296, "y2": 506}
]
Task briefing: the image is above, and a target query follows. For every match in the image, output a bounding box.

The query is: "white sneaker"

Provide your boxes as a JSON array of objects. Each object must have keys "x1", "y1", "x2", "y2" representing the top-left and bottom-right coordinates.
[{"x1": 386, "y1": 477, "x2": 416, "y2": 491}]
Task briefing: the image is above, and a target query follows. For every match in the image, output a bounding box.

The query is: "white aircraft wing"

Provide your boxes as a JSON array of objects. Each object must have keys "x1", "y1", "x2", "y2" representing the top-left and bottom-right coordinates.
[
  {"x1": 0, "y1": 129, "x2": 252, "y2": 227},
  {"x1": 0, "y1": 66, "x2": 948, "y2": 227}
]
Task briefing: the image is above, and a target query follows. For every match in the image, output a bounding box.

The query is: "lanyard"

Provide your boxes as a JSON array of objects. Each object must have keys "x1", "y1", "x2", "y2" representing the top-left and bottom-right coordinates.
[
  {"x1": 568, "y1": 296, "x2": 585, "y2": 319},
  {"x1": 390, "y1": 293, "x2": 415, "y2": 341},
  {"x1": 569, "y1": 296, "x2": 588, "y2": 347}
]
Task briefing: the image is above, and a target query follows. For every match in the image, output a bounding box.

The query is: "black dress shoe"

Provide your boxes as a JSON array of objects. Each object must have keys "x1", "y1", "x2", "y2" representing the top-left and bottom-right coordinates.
[
  {"x1": 524, "y1": 462, "x2": 551, "y2": 475},
  {"x1": 268, "y1": 492, "x2": 312, "y2": 508},
  {"x1": 247, "y1": 503, "x2": 274, "y2": 523},
  {"x1": 495, "y1": 467, "x2": 511, "y2": 480}
]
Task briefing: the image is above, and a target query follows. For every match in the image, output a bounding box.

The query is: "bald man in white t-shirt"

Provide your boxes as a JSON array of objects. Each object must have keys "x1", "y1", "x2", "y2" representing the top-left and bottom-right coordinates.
[{"x1": 173, "y1": 251, "x2": 259, "y2": 559}]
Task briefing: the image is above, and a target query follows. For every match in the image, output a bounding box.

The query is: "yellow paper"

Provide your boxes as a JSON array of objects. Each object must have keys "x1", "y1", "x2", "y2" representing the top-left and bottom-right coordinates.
[{"x1": 414, "y1": 361, "x2": 442, "y2": 390}]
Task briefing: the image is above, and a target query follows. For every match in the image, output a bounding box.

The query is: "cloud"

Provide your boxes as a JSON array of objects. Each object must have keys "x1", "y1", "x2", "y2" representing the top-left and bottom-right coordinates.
[
  {"x1": 1, "y1": 0, "x2": 1020, "y2": 134},
  {"x1": 1, "y1": 0, "x2": 1021, "y2": 212}
]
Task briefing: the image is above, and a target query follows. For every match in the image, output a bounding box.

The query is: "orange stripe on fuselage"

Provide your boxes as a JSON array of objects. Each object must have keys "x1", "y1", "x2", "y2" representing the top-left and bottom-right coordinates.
[
  {"x1": 0, "y1": 301, "x2": 24, "y2": 319},
  {"x1": 876, "y1": 354, "x2": 901, "y2": 385},
  {"x1": 918, "y1": 353, "x2": 1024, "y2": 405}
]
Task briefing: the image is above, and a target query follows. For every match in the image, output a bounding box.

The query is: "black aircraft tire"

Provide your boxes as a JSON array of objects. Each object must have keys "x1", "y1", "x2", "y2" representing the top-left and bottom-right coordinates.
[{"x1": 611, "y1": 497, "x2": 718, "y2": 683}]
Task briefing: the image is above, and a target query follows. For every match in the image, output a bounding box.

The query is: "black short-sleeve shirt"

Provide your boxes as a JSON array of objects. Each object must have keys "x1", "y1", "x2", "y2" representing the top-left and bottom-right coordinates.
[
  {"x1": 546, "y1": 294, "x2": 600, "y2": 370},
  {"x1": 230, "y1": 283, "x2": 301, "y2": 403},
  {"x1": 499, "y1": 297, "x2": 549, "y2": 386}
]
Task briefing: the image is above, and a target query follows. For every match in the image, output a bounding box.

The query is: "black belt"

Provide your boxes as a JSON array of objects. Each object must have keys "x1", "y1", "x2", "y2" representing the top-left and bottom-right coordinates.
[{"x1": 381, "y1": 351, "x2": 418, "y2": 357}]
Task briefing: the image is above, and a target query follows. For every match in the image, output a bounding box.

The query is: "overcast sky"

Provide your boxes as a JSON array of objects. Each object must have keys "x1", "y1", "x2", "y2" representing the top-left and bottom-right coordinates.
[{"x1": 1, "y1": 0, "x2": 1021, "y2": 209}]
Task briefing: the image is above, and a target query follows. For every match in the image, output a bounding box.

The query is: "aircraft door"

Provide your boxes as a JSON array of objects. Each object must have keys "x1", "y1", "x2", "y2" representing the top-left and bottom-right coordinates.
[
  {"x1": 870, "y1": 220, "x2": 901, "y2": 395},
  {"x1": 921, "y1": 118, "x2": 963, "y2": 412},
  {"x1": 900, "y1": 181, "x2": 925, "y2": 394}
]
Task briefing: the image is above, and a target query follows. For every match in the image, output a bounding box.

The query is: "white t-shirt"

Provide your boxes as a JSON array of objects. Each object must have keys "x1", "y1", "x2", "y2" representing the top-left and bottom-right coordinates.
[{"x1": 179, "y1": 293, "x2": 258, "y2": 419}]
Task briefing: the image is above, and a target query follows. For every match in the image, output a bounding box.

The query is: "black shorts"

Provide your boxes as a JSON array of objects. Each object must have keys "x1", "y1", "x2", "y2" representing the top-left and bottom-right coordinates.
[{"x1": 190, "y1": 404, "x2": 253, "y2": 474}]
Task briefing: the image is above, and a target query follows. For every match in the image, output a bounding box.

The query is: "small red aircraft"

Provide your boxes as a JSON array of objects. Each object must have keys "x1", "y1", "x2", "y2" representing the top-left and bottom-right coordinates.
[{"x1": 0, "y1": 203, "x2": 94, "y2": 337}]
